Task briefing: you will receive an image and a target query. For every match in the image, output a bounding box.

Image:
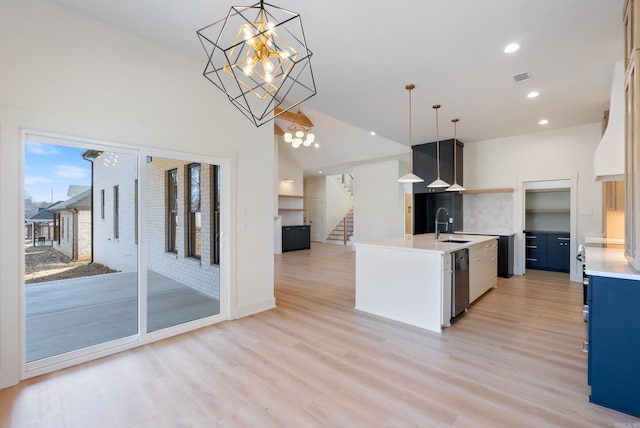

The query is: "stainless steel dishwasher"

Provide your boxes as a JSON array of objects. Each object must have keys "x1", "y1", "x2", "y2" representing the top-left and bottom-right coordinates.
[{"x1": 452, "y1": 248, "x2": 469, "y2": 320}]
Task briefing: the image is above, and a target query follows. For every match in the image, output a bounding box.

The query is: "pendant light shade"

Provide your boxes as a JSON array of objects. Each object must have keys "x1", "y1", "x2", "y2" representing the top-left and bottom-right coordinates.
[
  {"x1": 398, "y1": 84, "x2": 424, "y2": 183},
  {"x1": 427, "y1": 104, "x2": 450, "y2": 188},
  {"x1": 446, "y1": 118, "x2": 466, "y2": 192}
]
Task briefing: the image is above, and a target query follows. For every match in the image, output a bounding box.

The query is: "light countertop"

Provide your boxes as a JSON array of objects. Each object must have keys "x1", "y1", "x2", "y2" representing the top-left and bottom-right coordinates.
[
  {"x1": 456, "y1": 230, "x2": 515, "y2": 237},
  {"x1": 585, "y1": 246, "x2": 640, "y2": 280},
  {"x1": 355, "y1": 233, "x2": 498, "y2": 254}
]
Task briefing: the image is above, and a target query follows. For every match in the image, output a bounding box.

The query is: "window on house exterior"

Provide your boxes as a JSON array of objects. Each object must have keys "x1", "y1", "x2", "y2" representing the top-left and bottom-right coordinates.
[
  {"x1": 61, "y1": 215, "x2": 65, "y2": 240},
  {"x1": 211, "y1": 164, "x2": 220, "y2": 265},
  {"x1": 100, "y1": 189, "x2": 105, "y2": 220},
  {"x1": 113, "y1": 185, "x2": 119, "y2": 240},
  {"x1": 167, "y1": 169, "x2": 178, "y2": 253},
  {"x1": 134, "y1": 179, "x2": 138, "y2": 245},
  {"x1": 188, "y1": 164, "x2": 201, "y2": 259}
]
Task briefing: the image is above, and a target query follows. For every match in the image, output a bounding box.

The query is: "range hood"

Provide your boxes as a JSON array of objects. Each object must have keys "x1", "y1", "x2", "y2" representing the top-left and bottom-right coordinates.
[{"x1": 594, "y1": 61, "x2": 624, "y2": 182}]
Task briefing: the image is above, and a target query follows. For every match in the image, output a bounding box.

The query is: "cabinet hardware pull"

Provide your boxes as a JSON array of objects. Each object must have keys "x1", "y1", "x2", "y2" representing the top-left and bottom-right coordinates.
[
  {"x1": 557, "y1": 237, "x2": 570, "y2": 241},
  {"x1": 582, "y1": 341, "x2": 588, "y2": 353},
  {"x1": 526, "y1": 245, "x2": 537, "y2": 249},
  {"x1": 526, "y1": 236, "x2": 537, "y2": 239},
  {"x1": 526, "y1": 258, "x2": 537, "y2": 261}
]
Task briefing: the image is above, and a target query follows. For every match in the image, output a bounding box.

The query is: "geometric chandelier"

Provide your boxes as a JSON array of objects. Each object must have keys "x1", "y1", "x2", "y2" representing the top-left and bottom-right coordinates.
[{"x1": 197, "y1": 1, "x2": 317, "y2": 127}]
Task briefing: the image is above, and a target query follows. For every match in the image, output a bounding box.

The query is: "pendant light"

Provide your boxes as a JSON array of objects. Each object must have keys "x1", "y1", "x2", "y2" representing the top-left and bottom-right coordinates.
[
  {"x1": 427, "y1": 104, "x2": 450, "y2": 188},
  {"x1": 446, "y1": 118, "x2": 466, "y2": 192},
  {"x1": 398, "y1": 84, "x2": 424, "y2": 183}
]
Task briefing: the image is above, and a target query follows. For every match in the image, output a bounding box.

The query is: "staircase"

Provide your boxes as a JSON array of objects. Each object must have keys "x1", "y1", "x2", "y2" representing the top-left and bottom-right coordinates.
[{"x1": 326, "y1": 210, "x2": 353, "y2": 244}]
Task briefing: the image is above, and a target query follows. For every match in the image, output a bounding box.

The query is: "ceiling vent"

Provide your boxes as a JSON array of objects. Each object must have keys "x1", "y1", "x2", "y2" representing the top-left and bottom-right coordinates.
[{"x1": 512, "y1": 71, "x2": 532, "y2": 83}]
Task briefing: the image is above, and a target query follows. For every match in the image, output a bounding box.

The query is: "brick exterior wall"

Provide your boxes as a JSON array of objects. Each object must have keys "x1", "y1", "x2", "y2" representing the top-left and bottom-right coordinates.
[
  {"x1": 146, "y1": 157, "x2": 220, "y2": 298},
  {"x1": 54, "y1": 210, "x2": 91, "y2": 261}
]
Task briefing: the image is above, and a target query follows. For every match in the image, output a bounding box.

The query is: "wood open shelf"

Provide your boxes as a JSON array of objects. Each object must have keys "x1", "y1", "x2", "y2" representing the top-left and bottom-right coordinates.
[
  {"x1": 278, "y1": 208, "x2": 305, "y2": 212},
  {"x1": 459, "y1": 188, "x2": 514, "y2": 194},
  {"x1": 526, "y1": 209, "x2": 570, "y2": 213},
  {"x1": 278, "y1": 194, "x2": 305, "y2": 198}
]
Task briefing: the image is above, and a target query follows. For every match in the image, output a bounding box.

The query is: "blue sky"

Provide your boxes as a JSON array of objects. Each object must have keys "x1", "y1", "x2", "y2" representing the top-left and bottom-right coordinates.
[{"x1": 24, "y1": 142, "x2": 91, "y2": 204}]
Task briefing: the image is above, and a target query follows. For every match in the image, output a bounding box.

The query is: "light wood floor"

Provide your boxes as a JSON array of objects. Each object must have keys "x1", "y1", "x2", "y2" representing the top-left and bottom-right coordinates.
[{"x1": 1, "y1": 243, "x2": 639, "y2": 427}]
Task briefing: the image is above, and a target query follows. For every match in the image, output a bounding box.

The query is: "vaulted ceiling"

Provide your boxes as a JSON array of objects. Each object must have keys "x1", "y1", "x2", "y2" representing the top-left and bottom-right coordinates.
[{"x1": 50, "y1": 0, "x2": 624, "y2": 176}]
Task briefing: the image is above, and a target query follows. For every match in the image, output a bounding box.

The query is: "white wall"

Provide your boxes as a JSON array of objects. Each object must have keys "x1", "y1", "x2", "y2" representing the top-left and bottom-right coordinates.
[
  {"x1": 276, "y1": 141, "x2": 304, "y2": 226},
  {"x1": 464, "y1": 123, "x2": 603, "y2": 281},
  {"x1": 352, "y1": 160, "x2": 405, "y2": 243},
  {"x1": 0, "y1": 0, "x2": 274, "y2": 389}
]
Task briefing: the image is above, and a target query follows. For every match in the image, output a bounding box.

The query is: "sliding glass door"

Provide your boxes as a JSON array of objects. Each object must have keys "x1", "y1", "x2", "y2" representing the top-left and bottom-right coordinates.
[
  {"x1": 144, "y1": 157, "x2": 221, "y2": 332},
  {"x1": 23, "y1": 133, "x2": 224, "y2": 371},
  {"x1": 24, "y1": 138, "x2": 139, "y2": 363}
]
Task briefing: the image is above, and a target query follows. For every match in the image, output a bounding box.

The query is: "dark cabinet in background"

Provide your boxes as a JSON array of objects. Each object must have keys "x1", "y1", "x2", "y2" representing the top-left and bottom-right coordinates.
[
  {"x1": 413, "y1": 192, "x2": 463, "y2": 235},
  {"x1": 412, "y1": 138, "x2": 464, "y2": 236},
  {"x1": 498, "y1": 235, "x2": 514, "y2": 278},
  {"x1": 412, "y1": 139, "x2": 464, "y2": 194},
  {"x1": 546, "y1": 233, "x2": 571, "y2": 271},
  {"x1": 524, "y1": 231, "x2": 569, "y2": 273},
  {"x1": 282, "y1": 225, "x2": 311, "y2": 252}
]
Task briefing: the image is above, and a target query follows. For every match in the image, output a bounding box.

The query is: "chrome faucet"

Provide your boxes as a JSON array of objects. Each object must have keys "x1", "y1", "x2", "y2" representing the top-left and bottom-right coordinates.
[{"x1": 435, "y1": 207, "x2": 449, "y2": 240}]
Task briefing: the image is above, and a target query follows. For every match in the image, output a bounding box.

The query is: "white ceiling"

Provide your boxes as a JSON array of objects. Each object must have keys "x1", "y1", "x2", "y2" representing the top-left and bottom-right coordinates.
[{"x1": 50, "y1": 0, "x2": 624, "y2": 176}]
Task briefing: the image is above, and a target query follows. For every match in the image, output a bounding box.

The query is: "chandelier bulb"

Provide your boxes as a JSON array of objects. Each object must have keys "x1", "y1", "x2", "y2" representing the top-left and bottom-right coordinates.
[
  {"x1": 307, "y1": 133, "x2": 315, "y2": 143},
  {"x1": 263, "y1": 60, "x2": 274, "y2": 73},
  {"x1": 284, "y1": 133, "x2": 292, "y2": 143},
  {"x1": 295, "y1": 130, "x2": 304, "y2": 138},
  {"x1": 264, "y1": 72, "x2": 273, "y2": 83},
  {"x1": 243, "y1": 65, "x2": 253, "y2": 77}
]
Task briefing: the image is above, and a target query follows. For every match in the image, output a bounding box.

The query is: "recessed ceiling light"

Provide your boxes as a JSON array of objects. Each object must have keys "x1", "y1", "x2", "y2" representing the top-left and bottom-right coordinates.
[
  {"x1": 539, "y1": 119, "x2": 549, "y2": 125},
  {"x1": 370, "y1": 131, "x2": 376, "y2": 136},
  {"x1": 314, "y1": 143, "x2": 320, "y2": 148},
  {"x1": 527, "y1": 91, "x2": 539, "y2": 98},
  {"x1": 504, "y1": 43, "x2": 520, "y2": 53},
  {"x1": 318, "y1": 170, "x2": 323, "y2": 174}
]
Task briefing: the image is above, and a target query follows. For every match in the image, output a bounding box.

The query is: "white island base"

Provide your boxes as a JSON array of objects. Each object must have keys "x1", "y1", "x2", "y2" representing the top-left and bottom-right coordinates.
[{"x1": 355, "y1": 234, "x2": 498, "y2": 334}]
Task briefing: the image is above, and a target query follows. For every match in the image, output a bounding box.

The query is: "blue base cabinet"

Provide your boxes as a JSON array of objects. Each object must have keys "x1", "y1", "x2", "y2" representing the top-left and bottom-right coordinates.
[
  {"x1": 588, "y1": 275, "x2": 640, "y2": 418},
  {"x1": 524, "y1": 231, "x2": 570, "y2": 273}
]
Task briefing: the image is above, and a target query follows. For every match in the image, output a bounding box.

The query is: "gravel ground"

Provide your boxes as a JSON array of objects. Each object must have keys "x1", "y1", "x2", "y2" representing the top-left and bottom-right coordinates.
[{"x1": 25, "y1": 244, "x2": 118, "y2": 284}]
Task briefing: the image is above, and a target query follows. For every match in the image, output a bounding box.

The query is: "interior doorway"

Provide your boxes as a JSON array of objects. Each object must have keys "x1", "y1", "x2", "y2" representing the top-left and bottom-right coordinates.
[
  {"x1": 308, "y1": 197, "x2": 324, "y2": 242},
  {"x1": 519, "y1": 178, "x2": 578, "y2": 282}
]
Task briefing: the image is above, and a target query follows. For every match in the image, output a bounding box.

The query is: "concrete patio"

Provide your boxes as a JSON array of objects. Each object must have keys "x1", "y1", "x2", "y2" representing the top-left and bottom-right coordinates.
[{"x1": 25, "y1": 270, "x2": 220, "y2": 362}]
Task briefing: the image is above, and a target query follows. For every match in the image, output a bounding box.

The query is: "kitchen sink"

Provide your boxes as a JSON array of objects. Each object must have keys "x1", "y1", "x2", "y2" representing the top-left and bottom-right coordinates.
[{"x1": 439, "y1": 239, "x2": 470, "y2": 244}]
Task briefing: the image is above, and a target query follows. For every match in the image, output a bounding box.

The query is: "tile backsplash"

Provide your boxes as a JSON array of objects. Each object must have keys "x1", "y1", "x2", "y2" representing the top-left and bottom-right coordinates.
[{"x1": 462, "y1": 193, "x2": 514, "y2": 235}]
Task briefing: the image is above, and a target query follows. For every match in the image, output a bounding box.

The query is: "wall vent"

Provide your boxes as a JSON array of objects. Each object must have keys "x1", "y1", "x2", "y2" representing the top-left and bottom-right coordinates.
[{"x1": 512, "y1": 71, "x2": 532, "y2": 83}]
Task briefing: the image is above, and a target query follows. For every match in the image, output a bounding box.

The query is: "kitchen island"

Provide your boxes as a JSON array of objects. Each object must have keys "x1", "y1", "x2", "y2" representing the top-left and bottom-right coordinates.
[{"x1": 355, "y1": 233, "x2": 498, "y2": 334}]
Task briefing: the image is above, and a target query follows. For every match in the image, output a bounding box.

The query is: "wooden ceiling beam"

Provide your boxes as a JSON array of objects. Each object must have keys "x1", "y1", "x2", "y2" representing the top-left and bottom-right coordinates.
[
  {"x1": 274, "y1": 107, "x2": 314, "y2": 128},
  {"x1": 274, "y1": 124, "x2": 285, "y2": 136}
]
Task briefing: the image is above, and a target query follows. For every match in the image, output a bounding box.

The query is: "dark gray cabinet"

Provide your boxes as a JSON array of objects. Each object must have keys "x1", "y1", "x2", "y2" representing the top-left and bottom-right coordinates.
[
  {"x1": 412, "y1": 139, "x2": 463, "y2": 194},
  {"x1": 525, "y1": 231, "x2": 569, "y2": 273},
  {"x1": 498, "y1": 235, "x2": 514, "y2": 278},
  {"x1": 282, "y1": 225, "x2": 311, "y2": 252},
  {"x1": 412, "y1": 138, "x2": 464, "y2": 236},
  {"x1": 588, "y1": 275, "x2": 640, "y2": 417},
  {"x1": 413, "y1": 192, "x2": 463, "y2": 235}
]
